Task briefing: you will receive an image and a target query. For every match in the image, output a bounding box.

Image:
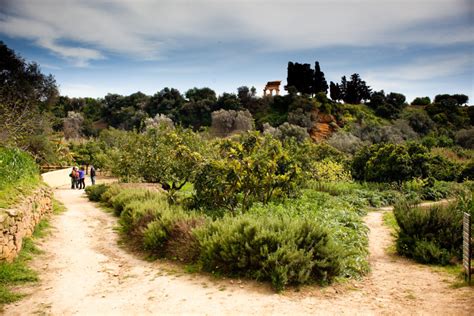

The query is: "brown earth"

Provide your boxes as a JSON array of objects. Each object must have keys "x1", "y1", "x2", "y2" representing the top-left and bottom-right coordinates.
[{"x1": 4, "y1": 177, "x2": 474, "y2": 315}]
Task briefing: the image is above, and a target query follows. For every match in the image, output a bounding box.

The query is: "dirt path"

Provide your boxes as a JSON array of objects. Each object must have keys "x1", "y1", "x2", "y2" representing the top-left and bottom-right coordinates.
[{"x1": 4, "y1": 182, "x2": 474, "y2": 315}]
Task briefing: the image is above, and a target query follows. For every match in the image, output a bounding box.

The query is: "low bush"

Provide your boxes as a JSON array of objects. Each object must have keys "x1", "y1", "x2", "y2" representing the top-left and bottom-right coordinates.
[
  {"x1": 119, "y1": 194, "x2": 205, "y2": 262},
  {"x1": 311, "y1": 181, "x2": 401, "y2": 208},
  {"x1": 421, "y1": 181, "x2": 468, "y2": 201},
  {"x1": 99, "y1": 183, "x2": 123, "y2": 204},
  {"x1": 84, "y1": 184, "x2": 109, "y2": 202},
  {"x1": 352, "y1": 142, "x2": 431, "y2": 183},
  {"x1": 87, "y1": 182, "x2": 369, "y2": 291},
  {"x1": 394, "y1": 195, "x2": 473, "y2": 265},
  {"x1": 460, "y1": 161, "x2": 474, "y2": 181},
  {"x1": 110, "y1": 188, "x2": 159, "y2": 216},
  {"x1": 248, "y1": 190, "x2": 369, "y2": 282},
  {"x1": 196, "y1": 212, "x2": 341, "y2": 291}
]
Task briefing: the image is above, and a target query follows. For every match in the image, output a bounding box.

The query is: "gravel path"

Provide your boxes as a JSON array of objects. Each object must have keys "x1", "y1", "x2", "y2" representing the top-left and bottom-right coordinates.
[{"x1": 4, "y1": 178, "x2": 474, "y2": 315}]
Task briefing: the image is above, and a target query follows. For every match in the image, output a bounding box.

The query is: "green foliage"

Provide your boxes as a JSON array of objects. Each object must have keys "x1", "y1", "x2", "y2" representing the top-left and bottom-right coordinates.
[
  {"x1": 394, "y1": 195, "x2": 473, "y2": 265},
  {"x1": 0, "y1": 147, "x2": 39, "y2": 190},
  {"x1": 411, "y1": 96, "x2": 431, "y2": 106},
  {"x1": 0, "y1": 42, "x2": 58, "y2": 151},
  {"x1": 88, "y1": 181, "x2": 369, "y2": 291},
  {"x1": 369, "y1": 90, "x2": 407, "y2": 119},
  {"x1": 460, "y1": 161, "x2": 474, "y2": 181},
  {"x1": 312, "y1": 160, "x2": 352, "y2": 182},
  {"x1": 421, "y1": 181, "x2": 469, "y2": 201},
  {"x1": 352, "y1": 142, "x2": 431, "y2": 183},
  {"x1": 428, "y1": 155, "x2": 462, "y2": 181},
  {"x1": 402, "y1": 108, "x2": 435, "y2": 136},
  {"x1": 107, "y1": 126, "x2": 204, "y2": 195},
  {"x1": 84, "y1": 184, "x2": 109, "y2": 202},
  {"x1": 263, "y1": 122, "x2": 309, "y2": 144},
  {"x1": 109, "y1": 188, "x2": 159, "y2": 216},
  {"x1": 196, "y1": 212, "x2": 341, "y2": 291},
  {"x1": 310, "y1": 180, "x2": 401, "y2": 207},
  {"x1": 0, "y1": 147, "x2": 41, "y2": 208},
  {"x1": 455, "y1": 128, "x2": 474, "y2": 149},
  {"x1": 250, "y1": 190, "x2": 369, "y2": 276},
  {"x1": 193, "y1": 133, "x2": 301, "y2": 212}
]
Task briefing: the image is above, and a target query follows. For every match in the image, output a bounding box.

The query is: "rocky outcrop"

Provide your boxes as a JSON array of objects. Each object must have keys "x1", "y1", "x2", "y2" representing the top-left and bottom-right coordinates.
[
  {"x1": 310, "y1": 112, "x2": 339, "y2": 141},
  {"x1": 0, "y1": 185, "x2": 52, "y2": 262}
]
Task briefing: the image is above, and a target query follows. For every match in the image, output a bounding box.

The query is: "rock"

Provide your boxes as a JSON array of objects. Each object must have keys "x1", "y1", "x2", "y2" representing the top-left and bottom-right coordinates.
[
  {"x1": 6, "y1": 209, "x2": 18, "y2": 217},
  {"x1": 0, "y1": 212, "x2": 7, "y2": 223}
]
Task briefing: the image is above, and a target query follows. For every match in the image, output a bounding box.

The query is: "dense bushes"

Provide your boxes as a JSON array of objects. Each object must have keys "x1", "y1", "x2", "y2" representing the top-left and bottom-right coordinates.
[
  {"x1": 352, "y1": 143, "x2": 431, "y2": 182},
  {"x1": 196, "y1": 213, "x2": 341, "y2": 291},
  {"x1": 86, "y1": 184, "x2": 369, "y2": 291},
  {"x1": 84, "y1": 184, "x2": 108, "y2": 202},
  {"x1": 394, "y1": 195, "x2": 473, "y2": 265}
]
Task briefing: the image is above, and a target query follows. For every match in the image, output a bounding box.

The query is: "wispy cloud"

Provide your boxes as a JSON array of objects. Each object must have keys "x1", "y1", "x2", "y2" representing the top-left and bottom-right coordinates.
[
  {"x1": 1, "y1": 0, "x2": 472, "y2": 66},
  {"x1": 363, "y1": 52, "x2": 474, "y2": 100},
  {"x1": 366, "y1": 53, "x2": 473, "y2": 81}
]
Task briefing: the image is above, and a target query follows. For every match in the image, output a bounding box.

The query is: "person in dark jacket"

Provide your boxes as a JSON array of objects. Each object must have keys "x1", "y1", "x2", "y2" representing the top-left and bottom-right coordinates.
[{"x1": 90, "y1": 165, "x2": 96, "y2": 185}]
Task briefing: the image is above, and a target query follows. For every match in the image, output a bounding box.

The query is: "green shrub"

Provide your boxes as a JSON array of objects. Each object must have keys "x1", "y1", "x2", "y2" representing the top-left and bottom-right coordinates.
[
  {"x1": 99, "y1": 183, "x2": 123, "y2": 204},
  {"x1": 140, "y1": 203, "x2": 203, "y2": 261},
  {"x1": 460, "y1": 161, "x2": 474, "y2": 181},
  {"x1": 421, "y1": 181, "x2": 468, "y2": 201},
  {"x1": 119, "y1": 198, "x2": 163, "y2": 236},
  {"x1": 196, "y1": 212, "x2": 342, "y2": 291},
  {"x1": 84, "y1": 184, "x2": 109, "y2": 202},
  {"x1": 193, "y1": 133, "x2": 301, "y2": 212},
  {"x1": 117, "y1": 194, "x2": 205, "y2": 261},
  {"x1": 352, "y1": 143, "x2": 431, "y2": 183},
  {"x1": 110, "y1": 188, "x2": 160, "y2": 216},
  {"x1": 428, "y1": 155, "x2": 462, "y2": 181},
  {"x1": 394, "y1": 197, "x2": 473, "y2": 265}
]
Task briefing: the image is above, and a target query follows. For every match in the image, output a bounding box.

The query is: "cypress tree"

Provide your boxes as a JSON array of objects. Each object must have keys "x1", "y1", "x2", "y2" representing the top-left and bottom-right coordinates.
[{"x1": 313, "y1": 61, "x2": 328, "y2": 95}]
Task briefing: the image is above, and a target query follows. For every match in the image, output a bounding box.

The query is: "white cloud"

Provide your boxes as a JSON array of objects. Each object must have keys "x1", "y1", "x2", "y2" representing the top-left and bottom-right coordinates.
[
  {"x1": 0, "y1": 0, "x2": 472, "y2": 66},
  {"x1": 362, "y1": 52, "x2": 474, "y2": 101}
]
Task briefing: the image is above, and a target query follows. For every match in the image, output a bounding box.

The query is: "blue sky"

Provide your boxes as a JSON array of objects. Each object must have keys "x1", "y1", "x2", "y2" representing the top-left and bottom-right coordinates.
[{"x1": 1, "y1": 0, "x2": 473, "y2": 103}]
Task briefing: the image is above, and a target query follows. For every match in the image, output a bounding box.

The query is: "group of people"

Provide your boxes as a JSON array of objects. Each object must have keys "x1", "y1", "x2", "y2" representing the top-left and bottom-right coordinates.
[{"x1": 70, "y1": 165, "x2": 96, "y2": 189}]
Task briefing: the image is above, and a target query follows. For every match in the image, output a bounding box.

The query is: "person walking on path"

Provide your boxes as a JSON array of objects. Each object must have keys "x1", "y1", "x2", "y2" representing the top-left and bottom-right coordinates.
[
  {"x1": 70, "y1": 167, "x2": 78, "y2": 189},
  {"x1": 90, "y1": 165, "x2": 96, "y2": 185},
  {"x1": 78, "y1": 166, "x2": 86, "y2": 189}
]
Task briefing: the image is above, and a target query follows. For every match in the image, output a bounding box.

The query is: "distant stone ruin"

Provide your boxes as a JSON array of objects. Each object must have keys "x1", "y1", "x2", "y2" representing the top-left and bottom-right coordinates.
[{"x1": 263, "y1": 81, "x2": 281, "y2": 96}]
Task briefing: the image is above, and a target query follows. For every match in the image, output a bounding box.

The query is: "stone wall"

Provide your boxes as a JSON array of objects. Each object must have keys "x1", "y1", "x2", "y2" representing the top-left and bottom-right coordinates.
[{"x1": 0, "y1": 185, "x2": 52, "y2": 262}]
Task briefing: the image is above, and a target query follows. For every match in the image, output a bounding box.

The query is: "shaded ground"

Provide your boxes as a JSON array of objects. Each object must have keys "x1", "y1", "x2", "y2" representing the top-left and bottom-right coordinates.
[{"x1": 4, "y1": 178, "x2": 474, "y2": 315}]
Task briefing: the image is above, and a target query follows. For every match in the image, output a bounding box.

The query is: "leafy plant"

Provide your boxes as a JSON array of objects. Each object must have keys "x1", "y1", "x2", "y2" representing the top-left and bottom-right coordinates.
[
  {"x1": 394, "y1": 195, "x2": 473, "y2": 265},
  {"x1": 193, "y1": 133, "x2": 301, "y2": 212}
]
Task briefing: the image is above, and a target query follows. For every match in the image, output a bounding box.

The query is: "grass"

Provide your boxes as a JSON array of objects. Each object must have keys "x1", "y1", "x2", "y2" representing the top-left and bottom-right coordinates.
[
  {"x1": 0, "y1": 204, "x2": 55, "y2": 307},
  {"x1": 382, "y1": 211, "x2": 399, "y2": 255},
  {"x1": 0, "y1": 177, "x2": 41, "y2": 209},
  {"x1": 432, "y1": 264, "x2": 473, "y2": 288},
  {"x1": 382, "y1": 211, "x2": 399, "y2": 236},
  {"x1": 0, "y1": 147, "x2": 41, "y2": 209},
  {"x1": 52, "y1": 198, "x2": 67, "y2": 215},
  {"x1": 0, "y1": 238, "x2": 40, "y2": 306}
]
